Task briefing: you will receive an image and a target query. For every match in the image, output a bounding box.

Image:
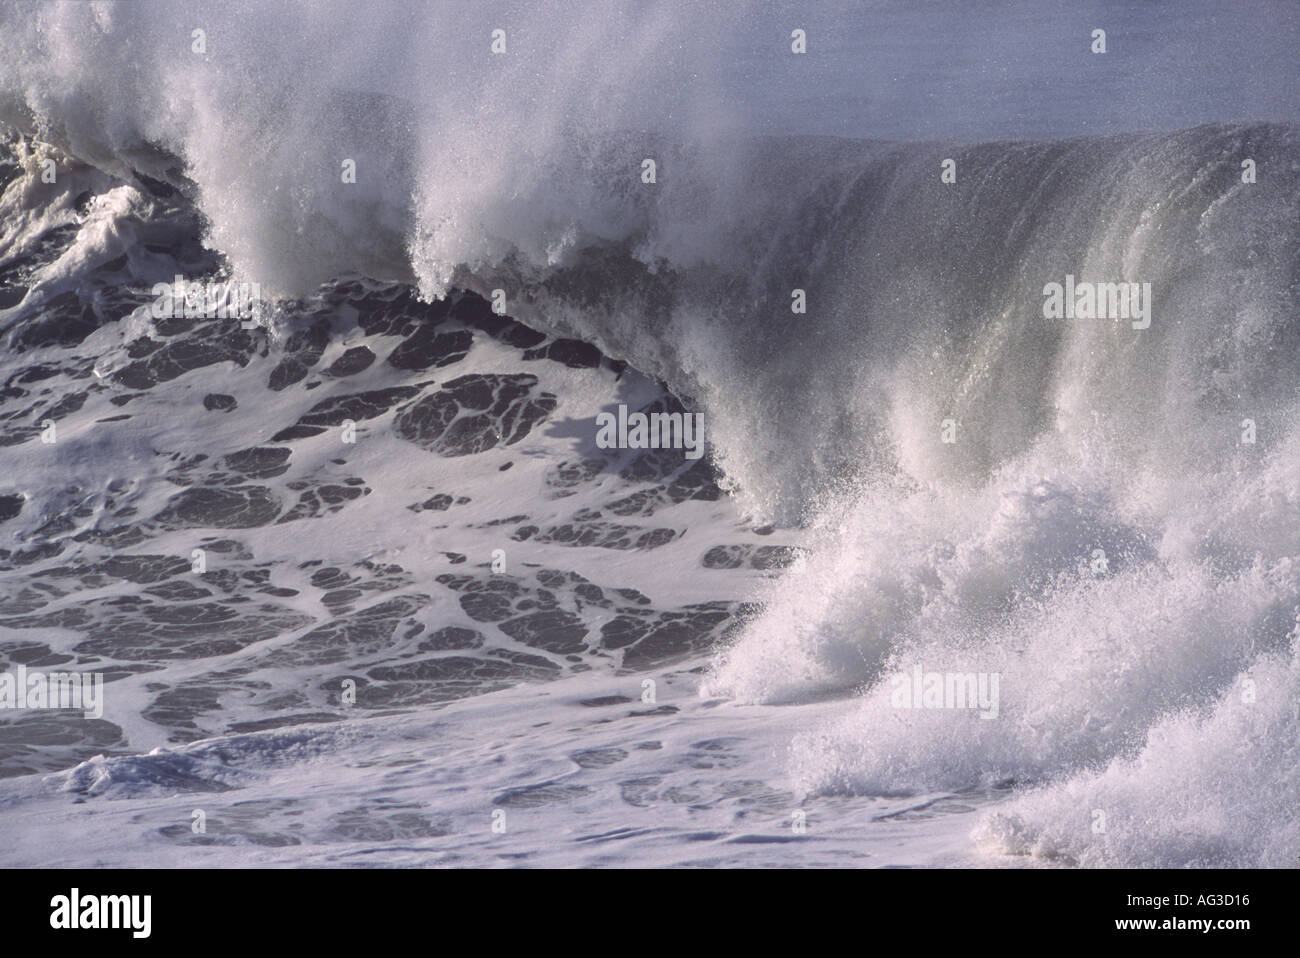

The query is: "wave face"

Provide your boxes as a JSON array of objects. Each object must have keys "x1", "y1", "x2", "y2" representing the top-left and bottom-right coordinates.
[{"x1": 0, "y1": 1, "x2": 1297, "y2": 867}]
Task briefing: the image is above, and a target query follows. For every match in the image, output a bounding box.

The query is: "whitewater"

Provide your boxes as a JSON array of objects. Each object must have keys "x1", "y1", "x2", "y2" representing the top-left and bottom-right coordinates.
[{"x1": 0, "y1": 0, "x2": 1296, "y2": 867}]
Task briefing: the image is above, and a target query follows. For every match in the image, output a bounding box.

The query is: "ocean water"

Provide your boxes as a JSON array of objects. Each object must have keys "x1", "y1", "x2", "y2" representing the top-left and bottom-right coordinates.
[{"x1": 0, "y1": 0, "x2": 1296, "y2": 867}]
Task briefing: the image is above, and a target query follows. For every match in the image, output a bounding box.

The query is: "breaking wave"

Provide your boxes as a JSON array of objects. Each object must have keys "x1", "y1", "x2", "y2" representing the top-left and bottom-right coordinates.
[{"x1": 1, "y1": 0, "x2": 1296, "y2": 867}]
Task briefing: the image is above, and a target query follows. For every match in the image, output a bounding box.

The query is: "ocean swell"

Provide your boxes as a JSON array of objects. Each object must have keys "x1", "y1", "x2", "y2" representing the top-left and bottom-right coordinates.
[{"x1": 2, "y1": 0, "x2": 1297, "y2": 867}]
